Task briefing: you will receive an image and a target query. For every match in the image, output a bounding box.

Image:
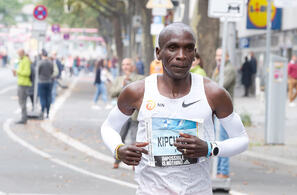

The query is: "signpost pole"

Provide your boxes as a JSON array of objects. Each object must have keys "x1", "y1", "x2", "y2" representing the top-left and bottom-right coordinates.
[
  {"x1": 265, "y1": 0, "x2": 272, "y2": 144},
  {"x1": 212, "y1": 17, "x2": 229, "y2": 181},
  {"x1": 219, "y1": 18, "x2": 228, "y2": 88},
  {"x1": 33, "y1": 40, "x2": 40, "y2": 114},
  {"x1": 28, "y1": 5, "x2": 48, "y2": 119},
  {"x1": 208, "y1": 0, "x2": 245, "y2": 191}
]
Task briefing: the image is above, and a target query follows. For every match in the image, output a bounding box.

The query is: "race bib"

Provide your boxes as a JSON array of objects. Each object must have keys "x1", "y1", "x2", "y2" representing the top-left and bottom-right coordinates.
[{"x1": 146, "y1": 117, "x2": 204, "y2": 167}]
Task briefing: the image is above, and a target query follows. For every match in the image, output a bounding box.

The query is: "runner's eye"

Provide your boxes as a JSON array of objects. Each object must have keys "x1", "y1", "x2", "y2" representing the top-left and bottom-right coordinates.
[
  {"x1": 168, "y1": 45, "x2": 177, "y2": 51},
  {"x1": 186, "y1": 46, "x2": 194, "y2": 52}
]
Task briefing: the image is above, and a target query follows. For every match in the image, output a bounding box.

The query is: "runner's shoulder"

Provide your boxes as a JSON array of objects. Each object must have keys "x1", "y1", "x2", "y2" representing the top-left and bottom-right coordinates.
[
  {"x1": 118, "y1": 79, "x2": 145, "y2": 109},
  {"x1": 203, "y1": 77, "x2": 231, "y2": 110},
  {"x1": 124, "y1": 79, "x2": 145, "y2": 98}
]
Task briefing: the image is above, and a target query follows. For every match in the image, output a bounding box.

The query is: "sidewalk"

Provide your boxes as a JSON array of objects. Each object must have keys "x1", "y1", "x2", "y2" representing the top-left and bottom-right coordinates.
[{"x1": 233, "y1": 88, "x2": 297, "y2": 167}]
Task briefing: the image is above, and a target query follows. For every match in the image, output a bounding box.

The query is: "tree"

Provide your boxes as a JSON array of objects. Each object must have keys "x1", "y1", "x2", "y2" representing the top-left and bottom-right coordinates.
[
  {"x1": 137, "y1": 0, "x2": 154, "y2": 75},
  {"x1": 75, "y1": 0, "x2": 154, "y2": 74},
  {"x1": 42, "y1": 0, "x2": 98, "y2": 28},
  {"x1": 196, "y1": 0, "x2": 220, "y2": 76},
  {"x1": 43, "y1": 0, "x2": 154, "y2": 74},
  {"x1": 0, "y1": 0, "x2": 25, "y2": 25},
  {"x1": 78, "y1": 0, "x2": 125, "y2": 63}
]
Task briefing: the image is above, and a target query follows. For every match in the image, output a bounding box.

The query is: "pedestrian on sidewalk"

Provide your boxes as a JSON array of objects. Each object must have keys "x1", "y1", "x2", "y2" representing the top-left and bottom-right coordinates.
[
  {"x1": 241, "y1": 56, "x2": 253, "y2": 97},
  {"x1": 110, "y1": 55, "x2": 118, "y2": 78},
  {"x1": 51, "y1": 52, "x2": 63, "y2": 103},
  {"x1": 288, "y1": 55, "x2": 297, "y2": 107},
  {"x1": 212, "y1": 48, "x2": 236, "y2": 179},
  {"x1": 135, "y1": 56, "x2": 145, "y2": 75},
  {"x1": 38, "y1": 49, "x2": 53, "y2": 119},
  {"x1": 149, "y1": 59, "x2": 163, "y2": 75},
  {"x1": 92, "y1": 59, "x2": 112, "y2": 109},
  {"x1": 249, "y1": 51, "x2": 257, "y2": 96},
  {"x1": 109, "y1": 58, "x2": 144, "y2": 169},
  {"x1": 101, "y1": 23, "x2": 248, "y2": 194},
  {"x1": 2, "y1": 51, "x2": 8, "y2": 67},
  {"x1": 12, "y1": 49, "x2": 32, "y2": 124},
  {"x1": 190, "y1": 51, "x2": 207, "y2": 77}
]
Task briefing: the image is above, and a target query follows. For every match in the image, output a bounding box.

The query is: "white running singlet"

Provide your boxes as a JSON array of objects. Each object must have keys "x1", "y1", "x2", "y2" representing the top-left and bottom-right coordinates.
[{"x1": 135, "y1": 73, "x2": 215, "y2": 195}]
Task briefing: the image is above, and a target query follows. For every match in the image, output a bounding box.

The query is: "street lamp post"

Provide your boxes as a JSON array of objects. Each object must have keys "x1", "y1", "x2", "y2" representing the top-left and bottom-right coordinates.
[{"x1": 265, "y1": 0, "x2": 272, "y2": 144}]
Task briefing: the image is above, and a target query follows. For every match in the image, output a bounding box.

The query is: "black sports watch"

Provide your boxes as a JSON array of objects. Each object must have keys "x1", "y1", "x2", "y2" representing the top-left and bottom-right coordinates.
[{"x1": 211, "y1": 142, "x2": 219, "y2": 156}]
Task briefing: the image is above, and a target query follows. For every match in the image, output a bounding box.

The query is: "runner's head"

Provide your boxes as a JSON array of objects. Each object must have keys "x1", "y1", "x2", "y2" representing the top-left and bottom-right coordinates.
[{"x1": 156, "y1": 23, "x2": 196, "y2": 80}]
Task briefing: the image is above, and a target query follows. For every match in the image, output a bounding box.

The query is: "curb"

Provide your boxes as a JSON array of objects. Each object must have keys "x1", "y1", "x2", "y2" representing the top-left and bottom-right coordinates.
[{"x1": 241, "y1": 150, "x2": 297, "y2": 167}]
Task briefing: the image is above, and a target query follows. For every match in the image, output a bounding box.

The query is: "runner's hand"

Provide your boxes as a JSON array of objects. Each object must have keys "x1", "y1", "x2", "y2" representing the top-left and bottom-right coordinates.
[
  {"x1": 118, "y1": 142, "x2": 149, "y2": 166},
  {"x1": 174, "y1": 132, "x2": 208, "y2": 158}
]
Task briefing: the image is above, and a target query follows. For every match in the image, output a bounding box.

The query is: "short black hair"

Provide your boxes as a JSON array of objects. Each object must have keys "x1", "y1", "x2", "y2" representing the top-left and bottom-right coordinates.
[
  {"x1": 42, "y1": 49, "x2": 48, "y2": 57},
  {"x1": 158, "y1": 22, "x2": 196, "y2": 48}
]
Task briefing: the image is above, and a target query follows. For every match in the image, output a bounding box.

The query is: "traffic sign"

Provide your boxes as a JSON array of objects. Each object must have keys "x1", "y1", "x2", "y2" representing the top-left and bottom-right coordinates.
[
  {"x1": 146, "y1": 0, "x2": 173, "y2": 9},
  {"x1": 150, "y1": 23, "x2": 164, "y2": 35},
  {"x1": 33, "y1": 5, "x2": 48, "y2": 20},
  {"x1": 152, "y1": 7, "x2": 167, "y2": 16},
  {"x1": 247, "y1": 0, "x2": 281, "y2": 30},
  {"x1": 274, "y1": 0, "x2": 297, "y2": 7},
  {"x1": 63, "y1": 33, "x2": 70, "y2": 40},
  {"x1": 132, "y1": 16, "x2": 141, "y2": 28},
  {"x1": 32, "y1": 21, "x2": 47, "y2": 32},
  {"x1": 208, "y1": 0, "x2": 244, "y2": 18},
  {"x1": 51, "y1": 24, "x2": 60, "y2": 33},
  {"x1": 153, "y1": 16, "x2": 163, "y2": 24}
]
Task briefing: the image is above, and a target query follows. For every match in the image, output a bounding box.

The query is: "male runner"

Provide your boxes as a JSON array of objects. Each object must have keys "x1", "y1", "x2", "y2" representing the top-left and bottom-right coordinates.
[{"x1": 101, "y1": 23, "x2": 248, "y2": 194}]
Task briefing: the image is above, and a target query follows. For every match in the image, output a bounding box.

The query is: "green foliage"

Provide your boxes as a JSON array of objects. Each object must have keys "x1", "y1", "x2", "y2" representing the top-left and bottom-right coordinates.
[
  {"x1": 240, "y1": 112, "x2": 252, "y2": 127},
  {"x1": 40, "y1": 0, "x2": 98, "y2": 28},
  {"x1": 0, "y1": 0, "x2": 24, "y2": 25}
]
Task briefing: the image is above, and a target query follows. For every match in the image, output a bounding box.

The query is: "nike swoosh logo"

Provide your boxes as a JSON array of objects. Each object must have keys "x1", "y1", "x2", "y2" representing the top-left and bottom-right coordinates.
[{"x1": 182, "y1": 100, "x2": 200, "y2": 108}]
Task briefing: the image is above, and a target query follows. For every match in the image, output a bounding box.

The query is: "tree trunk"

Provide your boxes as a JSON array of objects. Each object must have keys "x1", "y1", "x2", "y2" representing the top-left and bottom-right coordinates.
[
  {"x1": 196, "y1": 0, "x2": 220, "y2": 77},
  {"x1": 96, "y1": 16, "x2": 113, "y2": 57},
  {"x1": 112, "y1": 15, "x2": 124, "y2": 64},
  {"x1": 139, "y1": 0, "x2": 154, "y2": 75}
]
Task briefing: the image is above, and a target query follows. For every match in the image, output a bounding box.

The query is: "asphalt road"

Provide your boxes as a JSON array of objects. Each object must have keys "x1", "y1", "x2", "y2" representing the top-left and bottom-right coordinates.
[{"x1": 0, "y1": 69, "x2": 296, "y2": 195}]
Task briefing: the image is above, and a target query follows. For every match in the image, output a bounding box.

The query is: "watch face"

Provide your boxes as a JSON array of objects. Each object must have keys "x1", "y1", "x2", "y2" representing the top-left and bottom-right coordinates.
[{"x1": 213, "y1": 147, "x2": 219, "y2": 156}]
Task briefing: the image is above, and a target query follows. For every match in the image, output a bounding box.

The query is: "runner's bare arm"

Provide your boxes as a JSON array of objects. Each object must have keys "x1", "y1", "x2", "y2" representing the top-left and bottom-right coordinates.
[
  {"x1": 117, "y1": 80, "x2": 149, "y2": 166},
  {"x1": 101, "y1": 80, "x2": 148, "y2": 166},
  {"x1": 204, "y1": 78, "x2": 249, "y2": 157},
  {"x1": 203, "y1": 77, "x2": 233, "y2": 118},
  {"x1": 117, "y1": 80, "x2": 145, "y2": 114}
]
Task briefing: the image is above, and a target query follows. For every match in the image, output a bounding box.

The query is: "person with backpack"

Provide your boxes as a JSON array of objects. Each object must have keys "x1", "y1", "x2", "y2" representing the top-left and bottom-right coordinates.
[{"x1": 38, "y1": 49, "x2": 53, "y2": 119}]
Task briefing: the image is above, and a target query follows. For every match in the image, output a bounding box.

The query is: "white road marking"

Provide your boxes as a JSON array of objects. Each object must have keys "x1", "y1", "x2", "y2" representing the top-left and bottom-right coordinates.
[
  {"x1": 0, "y1": 193, "x2": 57, "y2": 195},
  {"x1": 3, "y1": 119, "x2": 137, "y2": 190},
  {"x1": 43, "y1": 76, "x2": 130, "y2": 170},
  {"x1": 229, "y1": 190, "x2": 248, "y2": 195},
  {"x1": 14, "y1": 109, "x2": 21, "y2": 114},
  {"x1": 0, "y1": 86, "x2": 16, "y2": 95},
  {"x1": 40, "y1": 121, "x2": 130, "y2": 170}
]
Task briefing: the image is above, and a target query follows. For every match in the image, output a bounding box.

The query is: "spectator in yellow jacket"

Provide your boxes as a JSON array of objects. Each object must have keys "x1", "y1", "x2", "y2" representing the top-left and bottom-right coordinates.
[
  {"x1": 12, "y1": 49, "x2": 31, "y2": 124},
  {"x1": 190, "y1": 51, "x2": 207, "y2": 77}
]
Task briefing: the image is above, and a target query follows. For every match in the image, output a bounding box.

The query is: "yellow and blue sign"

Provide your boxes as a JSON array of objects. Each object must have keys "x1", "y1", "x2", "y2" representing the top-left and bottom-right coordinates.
[{"x1": 247, "y1": 0, "x2": 282, "y2": 30}]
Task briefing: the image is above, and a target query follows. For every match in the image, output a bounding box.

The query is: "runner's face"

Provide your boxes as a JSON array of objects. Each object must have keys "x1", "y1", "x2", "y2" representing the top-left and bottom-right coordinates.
[{"x1": 157, "y1": 31, "x2": 195, "y2": 79}]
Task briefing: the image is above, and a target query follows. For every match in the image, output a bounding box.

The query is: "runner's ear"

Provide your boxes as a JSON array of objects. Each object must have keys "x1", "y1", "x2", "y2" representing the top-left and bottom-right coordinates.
[{"x1": 156, "y1": 47, "x2": 161, "y2": 60}]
